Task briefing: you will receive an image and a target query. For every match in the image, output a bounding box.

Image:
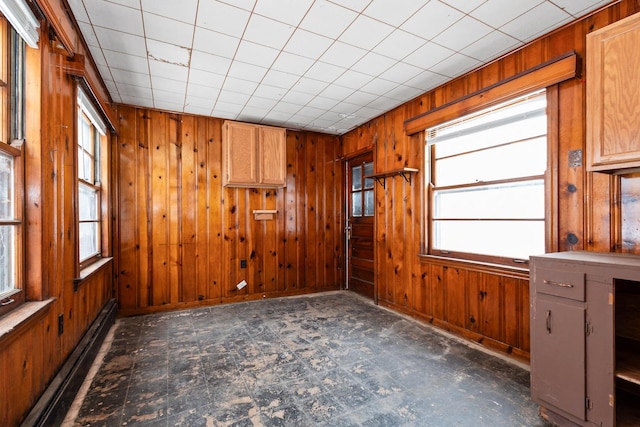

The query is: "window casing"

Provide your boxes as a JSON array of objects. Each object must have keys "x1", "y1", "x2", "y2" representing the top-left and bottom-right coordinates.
[
  {"x1": 77, "y1": 88, "x2": 106, "y2": 268},
  {"x1": 0, "y1": 17, "x2": 24, "y2": 315},
  {"x1": 426, "y1": 90, "x2": 548, "y2": 265}
]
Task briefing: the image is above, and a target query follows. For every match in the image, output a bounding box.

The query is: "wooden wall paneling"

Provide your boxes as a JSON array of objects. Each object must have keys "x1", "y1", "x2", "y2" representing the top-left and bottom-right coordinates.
[
  {"x1": 250, "y1": 188, "x2": 265, "y2": 294},
  {"x1": 519, "y1": 279, "x2": 531, "y2": 353},
  {"x1": 206, "y1": 118, "x2": 222, "y2": 300},
  {"x1": 479, "y1": 274, "x2": 503, "y2": 344},
  {"x1": 412, "y1": 262, "x2": 431, "y2": 316},
  {"x1": 264, "y1": 188, "x2": 279, "y2": 294},
  {"x1": 137, "y1": 109, "x2": 151, "y2": 308},
  {"x1": 305, "y1": 135, "x2": 318, "y2": 289},
  {"x1": 222, "y1": 183, "x2": 238, "y2": 298},
  {"x1": 503, "y1": 276, "x2": 520, "y2": 350},
  {"x1": 181, "y1": 115, "x2": 197, "y2": 303},
  {"x1": 275, "y1": 183, "x2": 287, "y2": 293},
  {"x1": 284, "y1": 132, "x2": 301, "y2": 291},
  {"x1": 392, "y1": 177, "x2": 406, "y2": 306},
  {"x1": 586, "y1": 166, "x2": 614, "y2": 252},
  {"x1": 150, "y1": 110, "x2": 169, "y2": 306},
  {"x1": 466, "y1": 271, "x2": 481, "y2": 334},
  {"x1": 168, "y1": 115, "x2": 181, "y2": 304},
  {"x1": 322, "y1": 136, "x2": 334, "y2": 288},
  {"x1": 443, "y1": 267, "x2": 466, "y2": 328},
  {"x1": 430, "y1": 264, "x2": 445, "y2": 320},
  {"x1": 376, "y1": 174, "x2": 390, "y2": 302}
]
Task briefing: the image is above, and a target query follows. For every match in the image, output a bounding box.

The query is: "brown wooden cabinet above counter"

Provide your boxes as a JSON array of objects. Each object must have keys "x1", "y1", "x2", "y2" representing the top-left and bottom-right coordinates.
[
  {"x1": 222, "y1": 120, "x2": 286, "y2": 188},
  {"x1": 586, "y1": 12, "x2": 640, "y2": 173}
]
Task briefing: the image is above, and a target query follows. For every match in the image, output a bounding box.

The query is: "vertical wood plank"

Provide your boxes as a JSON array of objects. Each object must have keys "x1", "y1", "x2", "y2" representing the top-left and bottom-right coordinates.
[
  {"x1": 150, "y1": 110, "x2": 169, "y2": 306},
  {"x1": 137, "y1": 109, "x2": 151, "y2": 307},
  {"x1": 181, "y1": 115, "x2": 197, "y2": 302}
]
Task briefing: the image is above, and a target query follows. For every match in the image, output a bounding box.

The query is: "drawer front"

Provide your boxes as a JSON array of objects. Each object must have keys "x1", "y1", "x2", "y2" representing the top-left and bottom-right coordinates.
[{"x1": 534, "y1": 268, "x2": 585, "y2": 301}]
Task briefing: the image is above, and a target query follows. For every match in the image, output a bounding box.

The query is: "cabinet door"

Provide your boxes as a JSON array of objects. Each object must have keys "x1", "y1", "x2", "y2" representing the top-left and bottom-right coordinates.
[
  {"x1": 223, "y1": 121, "x2": 258, "y2": 186},
  {"x1": 587, "y1": 12, "x2": 640, "y2": 172},
  {"x1": 531, "y1": 294, "x2": 586, "y2": 421},
  {"x1": 259, "y1": 126, "x2": 286, "y2": 186}
]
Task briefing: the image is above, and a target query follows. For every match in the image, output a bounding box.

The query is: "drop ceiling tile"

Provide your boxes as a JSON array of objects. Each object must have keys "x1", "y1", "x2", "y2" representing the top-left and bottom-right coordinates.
[
  {"x1": 339, "y1": 15, "x2": 394, "y2": 51},
  {"x1": 213, "y1": 110, "x2": 239, "y2": 120},
  {"x1": 500, "y1": 2, "x2": 571, "y2": 42},
  {"x1": 272, "y1": 101, "x2": 302, "y2": 114},
  {"x1": 351, "y1": 52, "x2": 396, "y2": 77},
  {"x1": 286, "y1": 115, "x2": 314, "y2": 125},
  {"x1": 433, "y1": 16, "x2": 493, "y2": 51},
  {"x1": 262, "y1": 110, "x2": 293, "y2": 123},
  {"x1": 84, "y1": 1, "x2": 143, "y2": 36},
  {"x1": 404, "y1": 70, "x2": 449, "y2": 90},
  {"x1": 244, "y1": 14, "x2": 296, "y2": 50},
  {"x1": 186, "y1": 83, "x2": 220, "y2": 101},
  {"x1": 284, "y1": 29, "x2": 333, "y2": 60},
  {"x1": 261, "y1": 69, "x2": 300, "y2": 89},
  {"x1": 440, "y1": 0, "x2": 486, "y2": 13},
  {"x1": 320, "y1": 41, "x2": 367, "y2": 68},
  {"x1": 192, "y1": 27, "x2": 240, "y2": 59},
  {"x1": 93, "y1": 27, "x2": 147, "y2": 57},
  {"x1": 429, "y1": 53, "x2": 480, "y2": 78},
  {"x1": 116, "y1": 82, "x2": 153, "y2": 99},
  {"x1": 384, "y1": 84, "x2": 424, "y2": 101},
  {"x1": 318, "y1": 111, "x2": 344, "y2": 123},
  {"x1": 89, "y1": 45, "x2": 108, "y2": 66},
  {"x1": 184, "y1": 95, "x2": 216, "y2": 111},
  {"x1": 227, "y1": 61, "x2": 268, "y2": 83},
  {"x1": 403, "y1": 42, "x2": 454, "y2": 69},
  {"x1": 304, "y1": 62, "x2": 347, "y2": 83},
  {"x1": 271, "y1": 52, "x2": 315, "y2": 75},
  {"x1": 184, "y1": 105, "x2": 214, "y2": 116},
  {"x1": 111, "y1": 69, "x2": 152, "y2": 87},
  {"x1": 68, "y1": 0, "x2": 89, "y2": 23},
  {"x1": 222, "y1": 76, "x2": 260, "y2": 95},
  {"x1": 363, "y1": 0, "x2": 428, "y2": 26},
  {"x1": 255, "y1": 0, "x2": 312, "y2": 25},
  {"x1": 235, "y1": 41, "x2": 280, "y2": 68},
  {"x1": 379, "y1": 62, "x2": 423, "y2": 84},
  {"x1": 154, "y1": 99, "x2": 185, "y2": 112},
  {"x1": 188, "y1": 69, "x2": 225, "y2": 88},
  {"x1": 299, "y1": 0, "x2": 358, "y2": 39},
  {"x1": 218, "y1": 0, "x2": 256, "y2": 12},
  {"x1": 280, "y1": 90, "x2": 315, "y2": 105},
  {"x1": 196, "y1": 1, "x2": 250, "y2": 38},
  {"x1": 105, "y1": 0, "x2": 140, "y2": 9},
  {"x1": 307, "y1": 117, "x2": 336, "y2": 128},
  {"x1": 140, "y1": 0, "x2": 198, "y2": 24},
  {"x1": 293, "y1": 77, "x2": 329, "y2": 95},
  {"x1": 217, "y1": 90, "x2": 251, "y2": 106},
  {"x1": 152, "y1": 88, "x2": 185, "y2": 104},
  {"x1": 120, "y1": 95, "x2": 153, "y2": 107},
  {"x1": 215, "y1": 100, "x2": 245, "y2": 113},
  {"x1": 151, "y1": 75, "x2": 187, "y2": 95},
  {"x1": 332, "y1": 101, "x2": 362, "y2": 115},
  {"x1": 190, "y1": 51, "x2": 232, "y2": 75},
  {"x1": 245, "y1": 96, "x2": 279, "y2": 109},
  {"x1": 305, "y1": 96, "x2": 340, "y2": 110},
  {"x1": 552, "y1": 0, "x2": 613, "y2": 17},
  {"x1": 359, "y1": 77, "x2": 400, "y2": 96},
  {"x1": 374, "y1": 30, "x2": 426, "y2": 61},
  {"x1": 343, "y1": 90, "x2": 379, "y2": 106},
  {"x1": 296, "y1": 105, "x2": 326, "y2": 118},
  {"x1": 78, "y1": 22, "x2": 99, "y2": 47},
  {"x1": 356, "y1": 105, "x2": 386, "y2": 118},
  {"x1": 98, "y1": 65, "x2": 112, "y2": 82},
  {"x1": 147, "y1": 40, "x2": 191, "y2": 67},
  {"x1": 402, "y1": 1, "x2": 464, "y2": 40},
  {"x1": 143, "y1": 12, "x2": 194, "y2": 48},
  {"x1": 472, "y1": 0, "x2": 542, "y2": 28},
  {"x1": 367, "y1": 95, "x2": 399, "y2": 110},
  {"x1": 238, "y1": 107, "x2": 268, "y2": 120},
  {"x1": 461, "y1": 30, "x2": 519, "y2": 62},
  {"x1": 103, "y1": 50, "x2": 149, "y2": 73},
  {"x1": 253, "y1": 84, "x2": 287, "y2": 100},
  {"x1": 319, "y1": 83, "x2": 355, "y2": 101},
  {"x1": 333, "y1": 70, "x2": 374, "y2": 90}
]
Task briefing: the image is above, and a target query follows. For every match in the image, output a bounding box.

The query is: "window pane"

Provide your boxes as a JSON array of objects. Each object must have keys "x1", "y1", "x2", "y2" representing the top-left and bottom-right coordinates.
[
  {"x1": 79, "y1": 222, "x2": 99, "y2": 261},
  {"x1": 364, "y1": 162, "x2": 374, "y2": 189},
  {"x1": 352, "y1": 192, "x2": 362, "y2": 217},
  {"x1": 435, "y1": 137, "x2": 546, "y2": 187},
  {"x1": 82, "y1": 116, "x2": 94, "y2": 155},
  {"x1": 433, "y1": 220, "x2": 545, "y2": 259},
  {"x1": 434, "y1": 180, "x2": 544, "y2": 219},
  {"x1": 0, "y1": 225, "x2": 14, "y2": 295},
  {"x1": 0, "y1": 152, "x2": 13, "y2": 219},
  {"x1": 352, "y1": 165, "x2": 362, "y2": 190},
  {"x1": 79, "y1": 183, "x2": 98, "y2": 221},
  {"x1": 364, "y1": 190, "x2": 374, "y2": 216},
  {"x1": 83, "y1": 152, "x2": 94, "y2": 183}
]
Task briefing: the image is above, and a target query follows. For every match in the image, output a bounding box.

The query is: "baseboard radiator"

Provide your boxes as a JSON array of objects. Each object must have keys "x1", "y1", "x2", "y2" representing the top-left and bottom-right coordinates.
[{"x1": 21, "y1": 298, "x2": 117, "y2": 427}]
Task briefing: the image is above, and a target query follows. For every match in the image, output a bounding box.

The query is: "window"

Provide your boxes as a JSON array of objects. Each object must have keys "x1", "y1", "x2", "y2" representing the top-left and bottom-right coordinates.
[
  {"x1": 351, "y1": 161, "x2": 374, "y2": 217},
  {"x1": 0, "y1": 17, "x2": 24, "y2": 313},
  {"x1": 426, "y1": 90, "x2": 547, "y2": 264},
  {"x1": 77, "y1": 87, "x2": 106, "y2": 267}
]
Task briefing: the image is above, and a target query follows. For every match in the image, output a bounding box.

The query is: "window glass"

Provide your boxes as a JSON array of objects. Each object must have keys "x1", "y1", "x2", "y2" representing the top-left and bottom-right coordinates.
[
  {"x1": 364, "y1": 190, "x2": 374, "y2": 216},
  {"x1": 352, "y1": 192, "x2": 362, "y2": 217},
  {"x1": 352, "y1": 165, "x2": 362, "y2": 191},
  {"x1": 427, "y1": 90, "x2": 547, "y2": 262}
]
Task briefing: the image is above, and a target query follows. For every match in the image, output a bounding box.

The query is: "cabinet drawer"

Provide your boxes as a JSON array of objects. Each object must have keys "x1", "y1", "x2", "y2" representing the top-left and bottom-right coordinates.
[{"x1": 535, "y1": 268, "x2": 585, "y2": 301}]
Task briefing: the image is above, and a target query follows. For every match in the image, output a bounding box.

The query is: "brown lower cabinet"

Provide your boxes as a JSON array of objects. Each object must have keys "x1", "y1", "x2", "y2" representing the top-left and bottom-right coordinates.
[{"x1": 530, "y1": 252, "x2": 640, "y2": 426}]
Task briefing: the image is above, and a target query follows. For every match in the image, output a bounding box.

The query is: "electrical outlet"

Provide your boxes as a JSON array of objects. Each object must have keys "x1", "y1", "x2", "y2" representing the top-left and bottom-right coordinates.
[
  {"x1": 58, "y1": 314, "x2": 64, "y2": 335},
  {"x1": 237, "y1": 280, "x2": 247, "y2": 290},
  {"x1": 240, "y1": 259, "x2": 247, "y2": 268}
]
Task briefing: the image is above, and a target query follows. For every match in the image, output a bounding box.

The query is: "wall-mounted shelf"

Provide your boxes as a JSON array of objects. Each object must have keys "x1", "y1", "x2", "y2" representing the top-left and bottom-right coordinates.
[
  {"x1": 253, "y1": 209, "x2": 277, "y2": 220},
  {"x1": 365, "y1": 167, "x2": 419, "y2": 188}
]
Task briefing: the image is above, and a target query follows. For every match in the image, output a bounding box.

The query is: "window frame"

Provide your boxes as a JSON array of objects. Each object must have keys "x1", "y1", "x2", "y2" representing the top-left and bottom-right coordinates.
[
  {"x1": 0, "y1": 18, "x2": 25, "y2": 317},
  {"x1": 76, "y1": 86, "x2": 108, "y2": 271},
  {"x1": 424, "y1": 88, "x2": 559, "y2": 267}
]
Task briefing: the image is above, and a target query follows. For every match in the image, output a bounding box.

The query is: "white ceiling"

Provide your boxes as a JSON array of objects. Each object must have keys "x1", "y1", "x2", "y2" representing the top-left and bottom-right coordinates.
[{"x1": 67, "y1": 0, "x2": 613, "y2": 135}]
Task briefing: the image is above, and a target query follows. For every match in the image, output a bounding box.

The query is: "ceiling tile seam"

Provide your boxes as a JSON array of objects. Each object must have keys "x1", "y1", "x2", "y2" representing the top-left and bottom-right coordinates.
[{"x1": 184, "y1": 0, "x2": 201, "y2": 113}]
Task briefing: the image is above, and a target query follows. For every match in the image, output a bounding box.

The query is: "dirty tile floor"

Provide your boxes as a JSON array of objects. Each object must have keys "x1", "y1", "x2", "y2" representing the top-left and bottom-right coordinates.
[{"x1": 70, "y1": 291, "x2": 546, "y2": 426}]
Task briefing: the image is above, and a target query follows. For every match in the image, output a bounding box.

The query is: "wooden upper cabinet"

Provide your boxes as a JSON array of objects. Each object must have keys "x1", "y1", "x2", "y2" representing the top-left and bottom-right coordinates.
[
  {"x1": 587, "y1": 12, "x2": 640, "y2": 173},
  {"x1": 222, "y1": 120, "x2": 286, "y2": 187}
]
